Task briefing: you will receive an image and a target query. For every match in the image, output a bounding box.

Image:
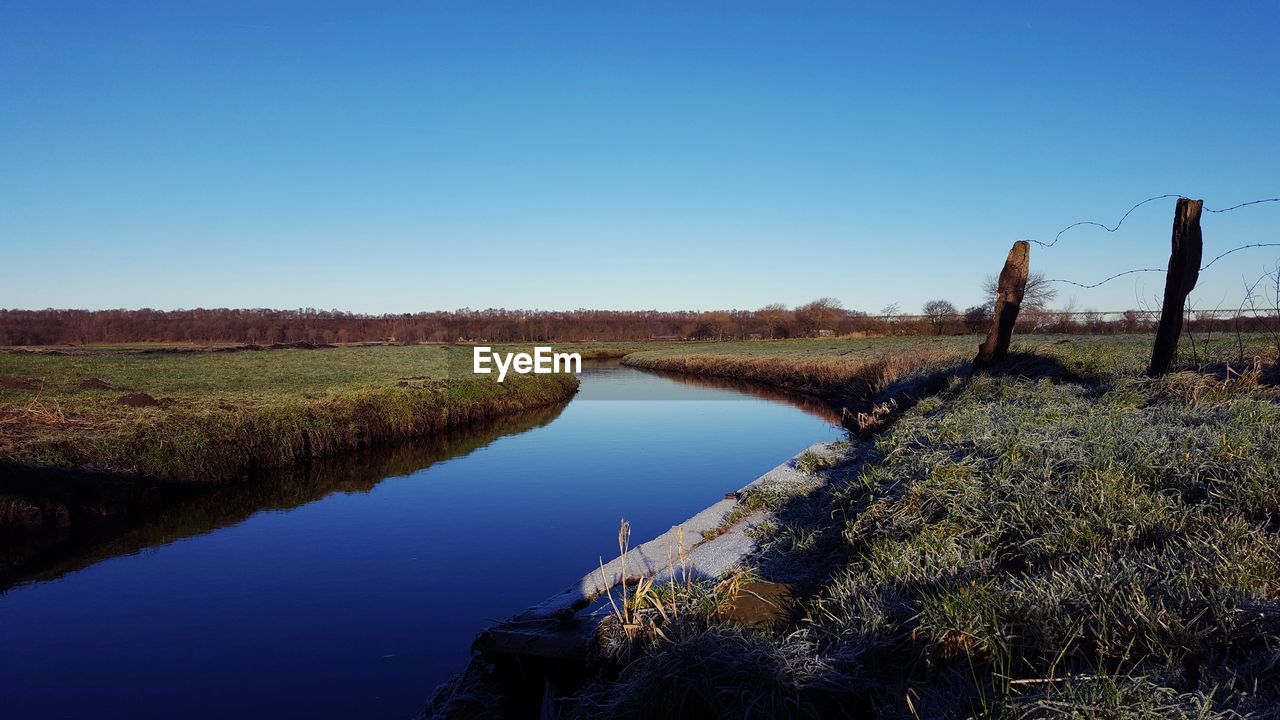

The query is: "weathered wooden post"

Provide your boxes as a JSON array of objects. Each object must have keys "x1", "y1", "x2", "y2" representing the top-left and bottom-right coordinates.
[
  {"x1": 1148, "y1": 198, "x2": 1203, "y2": 375},
  {"x1": 973, "y1": 240, "x2": 1030, "y2": 370}
]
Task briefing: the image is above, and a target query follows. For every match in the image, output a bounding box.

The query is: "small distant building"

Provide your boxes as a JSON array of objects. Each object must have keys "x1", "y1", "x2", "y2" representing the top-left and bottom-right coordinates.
[
  {"x1": 817, "y1": 329, "x2": 835, "y2": 337},
  {"x1": 748, "y1": 332, "x2": 764, "y2": 340}
]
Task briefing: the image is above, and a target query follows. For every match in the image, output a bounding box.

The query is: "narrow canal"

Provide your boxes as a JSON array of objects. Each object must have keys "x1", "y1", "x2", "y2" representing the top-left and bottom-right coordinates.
[{"x1": 0, "y1": 362, "x2": 843, "y2": 719}]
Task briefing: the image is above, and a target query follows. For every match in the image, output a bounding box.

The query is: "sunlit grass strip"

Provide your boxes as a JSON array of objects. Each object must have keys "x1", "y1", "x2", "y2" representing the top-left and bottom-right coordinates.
[
  {"x1": 0, "y1": 344, "x2": 584, "y2": 482},
  {"x1": 623, "y1": 346, "x2": 967, "y2": 404}
]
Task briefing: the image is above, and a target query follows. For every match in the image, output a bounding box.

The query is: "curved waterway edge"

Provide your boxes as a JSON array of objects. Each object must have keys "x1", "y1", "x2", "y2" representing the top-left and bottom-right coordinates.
[{"x1": 0, "y1": 361, "x2": 844, "y2": 720}]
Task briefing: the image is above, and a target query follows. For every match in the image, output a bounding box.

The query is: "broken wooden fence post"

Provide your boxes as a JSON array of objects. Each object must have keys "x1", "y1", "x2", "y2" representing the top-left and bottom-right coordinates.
[
  {"x1": 1148, "y1": 198, "x2": 1203, "y2": 375},
  {"x1": 973, "y1": 240, "x2": 1030, "y2": 370}
]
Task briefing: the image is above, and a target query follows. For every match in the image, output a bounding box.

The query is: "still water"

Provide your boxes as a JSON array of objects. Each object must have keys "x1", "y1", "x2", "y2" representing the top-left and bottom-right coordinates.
[{"x1": 0, "y1": 363, "x2": 842, "y2": 719}]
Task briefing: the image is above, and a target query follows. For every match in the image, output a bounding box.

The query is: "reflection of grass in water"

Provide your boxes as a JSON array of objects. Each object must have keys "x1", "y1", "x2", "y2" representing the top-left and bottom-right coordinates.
[
  {"x1": 636, "y1": 366, "x2": 846, "y2": 425},
  {"x1": 1, "y1": 400, "x2": 569, "y2": 591}
]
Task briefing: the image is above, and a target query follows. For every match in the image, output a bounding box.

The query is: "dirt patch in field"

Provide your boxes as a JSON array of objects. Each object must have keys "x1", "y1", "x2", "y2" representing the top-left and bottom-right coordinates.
[
  {"x1": 131, "y1": 341, "x2": 336, "y2": 354},
  {"x1": 0, "y1": 376, "x2": 40, "y2": 390},
  {"x1": 78, "y1": 378, "x2": 115, "y2": 390},
  {"x1": 268, "y1": 341, "x2": 334, "y2": 350},
  {"x1": 396, "y1": 377, "x2": 448, "y2": 389},
  {"x1": 115, "y1": 393, "x2": 170, "y2": 408},
  {"x1": 0, "y1": 348, "x2": 81, "y2": 356}
]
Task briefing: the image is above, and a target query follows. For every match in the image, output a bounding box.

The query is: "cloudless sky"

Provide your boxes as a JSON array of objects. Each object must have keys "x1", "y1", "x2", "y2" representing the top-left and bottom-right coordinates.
[{"x1": 2, "y1": 1, "x2": 1277, "y2": 314}]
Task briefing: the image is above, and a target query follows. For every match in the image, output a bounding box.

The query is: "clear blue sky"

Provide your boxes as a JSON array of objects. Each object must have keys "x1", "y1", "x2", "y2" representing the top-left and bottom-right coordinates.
[{"x1": 2, "y1": 1, "x2": 1277, "y2": 314}]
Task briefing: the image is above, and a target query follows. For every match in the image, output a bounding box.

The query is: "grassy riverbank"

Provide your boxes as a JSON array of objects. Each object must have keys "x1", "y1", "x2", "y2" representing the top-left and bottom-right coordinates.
[
  {"x1": 0, "y1": 344, "x2": 578, "y2": 484},
  {"x1": 545, "y1": 336, "x2": 1280, "y2": 718},
  {"x1": 2, "y1": 401, "x2": 571, "y2": 590},
  {"x1": 623, "y1": 336, "x2": 977, "y2": 409}
]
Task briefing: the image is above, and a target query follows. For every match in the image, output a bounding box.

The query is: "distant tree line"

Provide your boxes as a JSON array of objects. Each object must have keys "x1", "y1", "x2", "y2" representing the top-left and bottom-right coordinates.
[
  {"x1": 0, "y1": 305, "x2": 846, "y2": 345},
  {"x1": 1, "y1": 293, "x2": 1276, "y2": 346}
]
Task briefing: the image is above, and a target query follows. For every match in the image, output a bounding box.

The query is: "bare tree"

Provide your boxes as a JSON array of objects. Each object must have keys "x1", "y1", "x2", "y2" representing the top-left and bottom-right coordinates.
[
  {"x1": 963, "y1": 305, "x2": 991, "y2": 333},
  {"x1": 795, "y1": 298, "x2": 845, "y2": 336},
  {"x1": 983, "y1": 271, "x2": 1058, "y2": 311},
  {"x1": 701, "y1": 311, "x2": 732, "y2": 340},
  {"x1": 758, "y1": 303, "x2": 790, "y2": 339},
  {"x1": 1082, "y1": 309, "x2": 1103, "y2": 334},
  {"x1": 922, "y1": 300, "x2": 958, "y2": 335}
]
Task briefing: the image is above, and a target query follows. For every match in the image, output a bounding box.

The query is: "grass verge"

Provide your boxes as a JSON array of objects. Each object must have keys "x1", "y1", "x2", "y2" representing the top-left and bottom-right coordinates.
[
  {"x1": 542, "y1": 336, "x2": 1280, "y2": 719},
  {"x1": 621, "y1": 336, "x2": 976, "y2": 407},
  {"x1": 0, "y1": 344, "x2": 578, "y2": 483}
]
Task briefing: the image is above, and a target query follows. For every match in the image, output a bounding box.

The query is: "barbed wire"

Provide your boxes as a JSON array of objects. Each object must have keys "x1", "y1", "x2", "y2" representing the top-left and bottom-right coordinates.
[
  {"x1": 861, "y1": 308, "x2": 1275, "y2": 321},
  {"x1": 1199, "y1": 242, "x2": 1280, "y2": 271},
  {"x1": 1026, "y1": 194, "x2": 1180, "y2": 248},
  {"x1": 1034, "y1": 194, "x2": 1279, "y2": 288},
  {"x1": 1026, "y1": 195, "x2": 1278, "y2": 249},
  {"x1": 1045, "y1": 268, "x2": 1164, "y2": 289},
  {"x1": 1046, "y1": 244, "x2": 1280, "y2": 289},
  {"x1": 1205, "y1": 198, "x2": 1280, "y2": 213}
]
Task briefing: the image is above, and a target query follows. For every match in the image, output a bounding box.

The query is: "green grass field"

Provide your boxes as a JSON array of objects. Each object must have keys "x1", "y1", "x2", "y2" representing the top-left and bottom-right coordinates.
[
  {"x1": 4, "y1": 334, "x2": 1266, "y2": 485},
  {"x1": 545, "y1": 336, "x2": 1280, "y2": 719},
  {"x1": 7, "y1": 334, "x2": 1280, "y2": 716},
  {"x1": 0, "y1": 344, "x2": 578, "y2": 483}
]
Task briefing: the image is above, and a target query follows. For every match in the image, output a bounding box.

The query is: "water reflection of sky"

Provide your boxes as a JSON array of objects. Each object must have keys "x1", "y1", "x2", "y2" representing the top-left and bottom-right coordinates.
[{"x1": 0, "y1": 364, "x2": 843, "y2": 720}]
